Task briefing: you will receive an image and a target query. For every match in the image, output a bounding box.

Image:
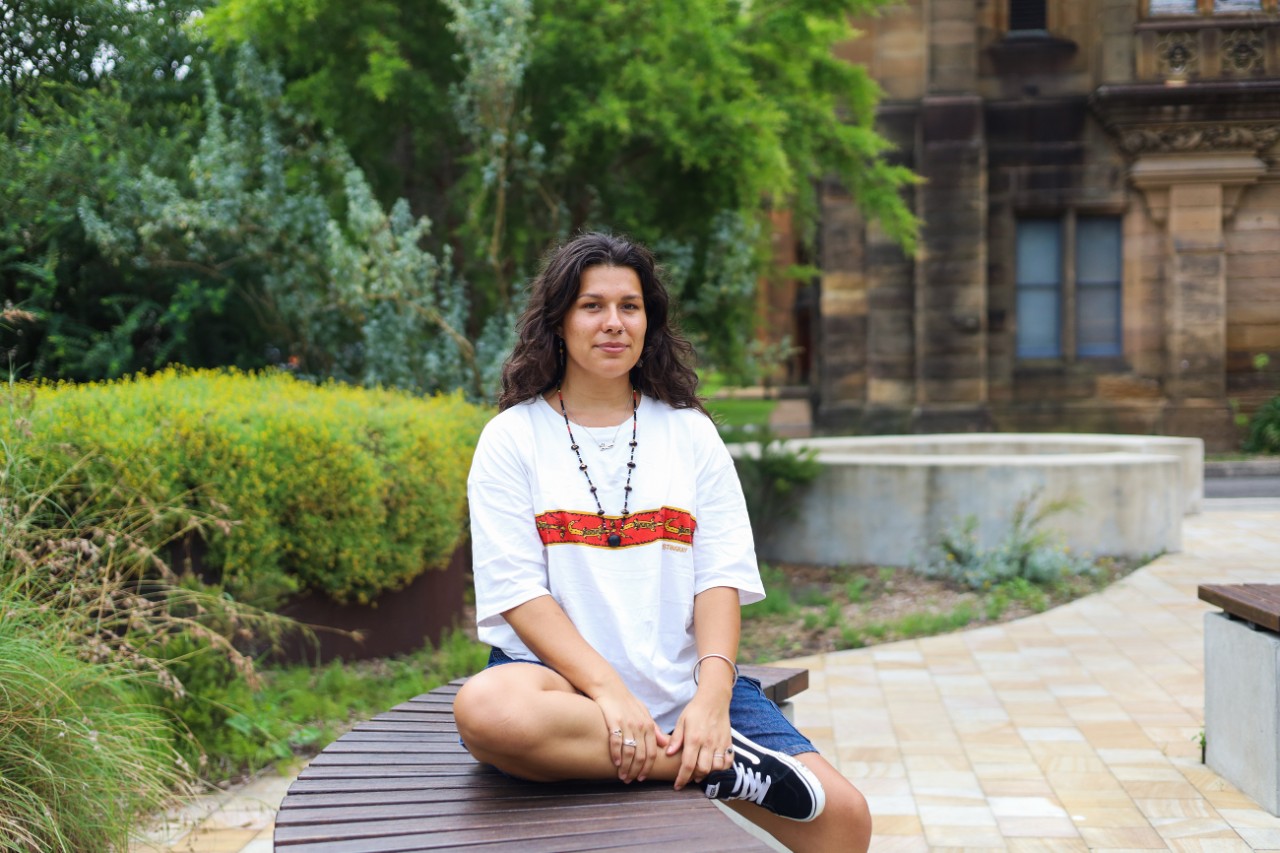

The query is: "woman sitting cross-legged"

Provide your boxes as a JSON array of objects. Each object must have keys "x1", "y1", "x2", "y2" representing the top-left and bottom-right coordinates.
[{"x1": 454, "y1": 232, "x2": 872, "y2": 853}]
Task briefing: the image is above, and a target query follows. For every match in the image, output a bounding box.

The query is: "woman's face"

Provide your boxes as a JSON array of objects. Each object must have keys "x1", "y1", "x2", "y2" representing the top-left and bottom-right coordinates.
[{"x1": 559, "y1": 264, "x2": 647, "y2": 388}]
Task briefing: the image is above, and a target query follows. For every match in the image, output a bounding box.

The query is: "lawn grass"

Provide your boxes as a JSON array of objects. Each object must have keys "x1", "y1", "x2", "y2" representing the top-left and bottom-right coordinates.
[{"x1": 705, "y1": 397, "x2": 778, "y2": 430}]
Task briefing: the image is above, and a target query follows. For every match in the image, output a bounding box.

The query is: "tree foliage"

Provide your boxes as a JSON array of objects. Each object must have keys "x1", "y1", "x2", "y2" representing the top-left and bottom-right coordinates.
[
  {"x1": 4, "y1": 0, "x2": 917, "y2": 390},
  {"x1": 202, "y1": 0, "x2": 917, "y2": 380}
]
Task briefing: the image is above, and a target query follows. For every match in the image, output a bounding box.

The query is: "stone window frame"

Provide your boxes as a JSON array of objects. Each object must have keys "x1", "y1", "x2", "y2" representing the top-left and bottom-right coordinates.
[
  {"x1": 1013, "y1": 210, "x2": 1125, "y2": 364},
  {"x1": 1144, "y1": 0, "x2": 1279, "y2": 16}
]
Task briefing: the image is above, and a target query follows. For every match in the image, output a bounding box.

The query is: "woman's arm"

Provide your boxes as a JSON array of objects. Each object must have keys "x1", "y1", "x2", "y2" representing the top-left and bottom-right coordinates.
[
  {"x1": 503, "y1": 594, "x2": 670, "y2": 782},
  {"x1": 667, "y1": 584, "x2": 740, "y2": 789}
]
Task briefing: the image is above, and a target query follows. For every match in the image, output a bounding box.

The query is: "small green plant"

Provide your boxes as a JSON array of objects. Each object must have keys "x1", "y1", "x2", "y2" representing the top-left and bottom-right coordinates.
[
  {"x1": 1244, "y1": 394, "x2": 1280, "y2": 454},
  {"x1": 845, "y1": 576, "x2": 870, "y2": 603},
  {"x1": 820, "y1": 600, "x2": 841, "y2": 629},
  {"x1": 743, "y1": 563, "x2": 795, "y2": 620},
  {"x1": 893, "y1": 603, "x2": 977, "y2": 639},
  {"x1": 731, "y1": 432, "x2": 822, "y2": 539},
  {"x1": 917, "y1": 491, "x2": 1097, "y2": 591},
  {"x1": 837, "y1": 625, "x2": 865, "y2": 650}
]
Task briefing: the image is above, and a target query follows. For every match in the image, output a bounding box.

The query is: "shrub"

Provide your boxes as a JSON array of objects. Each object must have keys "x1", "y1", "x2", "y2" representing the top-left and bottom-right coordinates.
[
  {"x1": 730, "y1": 433, "x2": 821, "y2": 539},
  {"x1": 917, "y1": 491, "x2": 1097, "y2": 591},
  {"x1": 9, "y1": 368, "x2": 491, "y2": 606},
  {"x1": 1244, "y1": 394, "x2": 1280, "y2": 454}
]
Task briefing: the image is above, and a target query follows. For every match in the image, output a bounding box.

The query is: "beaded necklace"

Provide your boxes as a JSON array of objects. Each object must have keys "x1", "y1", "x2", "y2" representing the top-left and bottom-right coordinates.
[{"x1": 557, "y1": 387, "x2": 638, "y2": 548}]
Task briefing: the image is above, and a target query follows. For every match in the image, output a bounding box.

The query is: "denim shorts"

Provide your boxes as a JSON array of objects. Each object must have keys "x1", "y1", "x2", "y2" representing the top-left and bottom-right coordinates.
[{"x1": 483, "y1": 647, "x2": 817, "y2": 757}]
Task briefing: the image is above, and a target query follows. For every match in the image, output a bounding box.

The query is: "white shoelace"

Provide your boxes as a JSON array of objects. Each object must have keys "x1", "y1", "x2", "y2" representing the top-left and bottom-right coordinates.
[{"x1": 728, "y1": 762, "x2": 773, "y2": 805}]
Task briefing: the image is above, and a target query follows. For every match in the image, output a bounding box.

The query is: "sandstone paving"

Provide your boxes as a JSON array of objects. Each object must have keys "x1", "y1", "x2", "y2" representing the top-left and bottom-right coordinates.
[{"x1": 132, "y1": 499, "x2": 1280, "y2": 852}]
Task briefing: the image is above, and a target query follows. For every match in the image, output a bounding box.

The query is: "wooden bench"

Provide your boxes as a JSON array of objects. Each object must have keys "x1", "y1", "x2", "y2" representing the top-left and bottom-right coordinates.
[
  {"x1": 1199, "y1": 584, "x2": 1280, "y2": 632},
  {"x1": 274, "y1": 664, "x2": 809, "y2": 851},
  {"x1": 1198, "y1": 584, "x2": 1280, "y2": 817}
]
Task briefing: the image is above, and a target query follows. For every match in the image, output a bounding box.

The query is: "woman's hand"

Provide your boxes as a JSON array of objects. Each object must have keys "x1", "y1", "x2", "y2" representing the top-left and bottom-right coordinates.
[
  {"x1": 666, "y1": 690, "x2": 733, "y2": 790},
  {"x1": 594, "y1": 688, "x2": 669, "y2": 783}
]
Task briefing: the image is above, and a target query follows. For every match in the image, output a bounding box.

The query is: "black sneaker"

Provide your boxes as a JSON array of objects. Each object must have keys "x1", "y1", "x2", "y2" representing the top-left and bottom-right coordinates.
[{"x1": 701, "y1": 728, "x2": 826, "y2": 822}]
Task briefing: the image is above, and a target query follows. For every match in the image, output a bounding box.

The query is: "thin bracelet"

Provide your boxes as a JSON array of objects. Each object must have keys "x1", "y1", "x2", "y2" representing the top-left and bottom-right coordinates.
[{"x1": 693, "y1": 653, "x2": 740, "y2": 685}]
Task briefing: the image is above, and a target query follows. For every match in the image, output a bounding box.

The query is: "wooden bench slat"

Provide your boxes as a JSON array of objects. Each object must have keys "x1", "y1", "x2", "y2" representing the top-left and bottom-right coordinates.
[
  {"x1": 276, "y1": 811, "x2": 767, "y2": 853},
  {"x1": 280, "y1": 778, "x2": 701, "y2": 811},
  {"x1": 276, "y1": 796, "x2": 730, "y2": 839},
  {"x1": 1199, "y1": 583, "x2": 1280, "y2": 632},
  {"x1": 306, "y1": 753, "x2": 479, "y2": 767},
  {"x1": 280, "y1": 779, "x2": 701, "y2": 808},
  {"x1": 318, "y1": 741, "x2": 475, "y2": 754}
]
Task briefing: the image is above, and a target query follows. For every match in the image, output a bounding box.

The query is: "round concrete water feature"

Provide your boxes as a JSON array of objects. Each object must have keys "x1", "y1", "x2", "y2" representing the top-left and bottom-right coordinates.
[{"x1": 739, "y1": 434, "x2": 1203, "y2": 568}]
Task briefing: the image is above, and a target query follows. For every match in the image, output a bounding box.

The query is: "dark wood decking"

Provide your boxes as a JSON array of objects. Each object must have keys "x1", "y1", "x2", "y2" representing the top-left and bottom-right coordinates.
[
  {"x1": 1199, "y1": 584, "x2": 1280, "y2": 632},
  {"x1": 275, "y1": 664, "x2": 808, "y2": 852}
]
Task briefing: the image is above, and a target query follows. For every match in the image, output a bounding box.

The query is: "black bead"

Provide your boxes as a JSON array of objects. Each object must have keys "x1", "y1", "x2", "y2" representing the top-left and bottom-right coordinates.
[
  {"x1": 579, "y1": 463, "x2": 588, "y2": 471},
  {"x1": 570, "y1": 444, "x2": 579, "y2": 450},
  {"x1": 629, "y1": 441, "x2": 638, "y2": 447},
  {"x1": 626, "y1": 462, "x2": 636, "y2": 469},
  {"x1": 607, "y1": 533, "x2": 621, "y2": 548}
]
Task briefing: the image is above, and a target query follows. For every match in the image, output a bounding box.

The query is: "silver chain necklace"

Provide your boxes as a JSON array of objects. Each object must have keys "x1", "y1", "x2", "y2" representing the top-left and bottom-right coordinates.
[{"x1": 577, "y1": 419, "x2": 626, "y2": 451}]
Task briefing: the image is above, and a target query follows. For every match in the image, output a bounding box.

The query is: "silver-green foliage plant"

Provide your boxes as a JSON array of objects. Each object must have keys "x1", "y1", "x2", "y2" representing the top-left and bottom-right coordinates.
[
  {"x1": 77, "y1": 45, "x2": 505, "y2": 399},
  {"x1": 917, "y1": 492, "x2": 1097, "y2": 591}
]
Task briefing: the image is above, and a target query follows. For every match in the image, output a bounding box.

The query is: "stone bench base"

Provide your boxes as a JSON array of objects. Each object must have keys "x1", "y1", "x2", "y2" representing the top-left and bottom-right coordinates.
[{"x1": 1204, "y1": 611, "x2": 1280, "y2": 815}]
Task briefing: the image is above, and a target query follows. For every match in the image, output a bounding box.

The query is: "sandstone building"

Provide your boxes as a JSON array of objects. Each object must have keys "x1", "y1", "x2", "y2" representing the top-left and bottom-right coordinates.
[{"x1": 812, "y1": 0, "x2": 1280, "y2": 450}]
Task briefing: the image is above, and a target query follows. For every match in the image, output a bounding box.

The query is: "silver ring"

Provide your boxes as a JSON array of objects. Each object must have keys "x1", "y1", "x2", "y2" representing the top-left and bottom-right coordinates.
[
  {"x1": 611, "y1": 729, "x2": 623, "y2": 737},
  {"x1": 623, "y1": 738, "x2": 638, "y2": 748},
  {"x1": 712, "y1": 751, "x2": 724, "y2": 757}
]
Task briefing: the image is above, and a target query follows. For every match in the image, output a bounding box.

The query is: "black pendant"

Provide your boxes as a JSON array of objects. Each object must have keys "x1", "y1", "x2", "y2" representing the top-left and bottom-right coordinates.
[{"x1": 607, "y1": 533, "x2": 621, "y2": 548}]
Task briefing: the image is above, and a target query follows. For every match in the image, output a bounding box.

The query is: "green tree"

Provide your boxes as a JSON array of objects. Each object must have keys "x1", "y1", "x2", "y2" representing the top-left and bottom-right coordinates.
[
  {"x1": 201, "y1": 0, "x2": 917, "y2": 378},
  {"x1": 0, "y1": 1, "x2": 245, "y2": 380}
]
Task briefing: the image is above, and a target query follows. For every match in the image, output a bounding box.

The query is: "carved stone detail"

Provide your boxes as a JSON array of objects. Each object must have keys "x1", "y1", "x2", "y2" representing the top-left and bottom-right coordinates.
[
  {"x1": 1118, "y1": 123, "x2": 1280, "y2": 154},
  {"x1": 1221, "y1": 29, "x2": 1265, "y2": 76},
  {"x1": 1155, "y1": 30, "x2": 1199, "y2": 78}
]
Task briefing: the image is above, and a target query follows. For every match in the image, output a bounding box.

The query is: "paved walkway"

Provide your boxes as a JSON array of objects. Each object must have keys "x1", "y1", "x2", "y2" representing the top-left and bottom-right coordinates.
[{"x1": 134, "y1": 499, "x2": 1280, "y2": 852}]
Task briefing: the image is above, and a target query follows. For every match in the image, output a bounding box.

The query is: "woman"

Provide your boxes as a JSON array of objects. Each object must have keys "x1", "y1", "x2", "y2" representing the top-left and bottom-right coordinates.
[{"x1": 454, "y1": 232, "x2": 871, "y2": 852}]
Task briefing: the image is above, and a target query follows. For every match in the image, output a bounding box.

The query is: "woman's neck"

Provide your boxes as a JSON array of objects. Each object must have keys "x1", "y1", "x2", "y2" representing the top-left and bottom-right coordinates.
[{"x1": 551, "y1": 376, "x2": 635, "y2": 427}]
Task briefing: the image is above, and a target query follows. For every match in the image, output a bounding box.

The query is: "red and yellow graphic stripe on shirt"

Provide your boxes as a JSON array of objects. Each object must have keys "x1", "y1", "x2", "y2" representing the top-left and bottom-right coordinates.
[{"x1": 535, "y1": 506, "x2": 695, "y2": 549}]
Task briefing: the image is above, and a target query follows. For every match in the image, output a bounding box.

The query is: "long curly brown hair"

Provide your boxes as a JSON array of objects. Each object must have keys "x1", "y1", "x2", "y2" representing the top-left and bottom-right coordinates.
[{"x1": 498, "y1": 232, "x2": 706, "y2": 414}]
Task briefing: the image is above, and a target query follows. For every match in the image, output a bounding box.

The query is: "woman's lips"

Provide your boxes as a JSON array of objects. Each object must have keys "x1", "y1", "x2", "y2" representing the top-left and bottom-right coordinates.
[{"x1": 597, "y1": 343, "x2": 628, "y2": 353}]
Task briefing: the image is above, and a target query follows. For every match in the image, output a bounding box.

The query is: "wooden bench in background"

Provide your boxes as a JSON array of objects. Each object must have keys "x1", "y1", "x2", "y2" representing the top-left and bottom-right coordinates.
[
  {"x1": 1198, "y1": 583, "x2": 1280, "y2": 817},
  {"x1": 274, "y1": 664, "x2": 809, "y2": 852}
]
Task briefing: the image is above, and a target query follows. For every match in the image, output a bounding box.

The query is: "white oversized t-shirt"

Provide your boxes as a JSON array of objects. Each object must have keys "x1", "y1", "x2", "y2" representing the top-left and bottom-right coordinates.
[{"x1": 468, "y1": 394, "x2": 765, "y2": 731}]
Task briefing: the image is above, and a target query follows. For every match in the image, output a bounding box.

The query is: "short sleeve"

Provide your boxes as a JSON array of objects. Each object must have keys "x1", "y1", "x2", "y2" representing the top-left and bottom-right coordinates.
[
  {"x1": 690, "y1": 418, "x2": 765, "y2": 606},
  {"x1": 468, "y1": 411, "x2": 553, "y2": 628}
]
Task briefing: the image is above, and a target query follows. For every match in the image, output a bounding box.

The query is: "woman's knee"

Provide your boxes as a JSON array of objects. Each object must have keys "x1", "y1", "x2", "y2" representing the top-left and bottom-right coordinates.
[
  {"x1": 825, "y1": 782, "x2": 872, "y2": 850},
  {"x1": 453, "y1": 672, "x2": 530, "y2": 756}
]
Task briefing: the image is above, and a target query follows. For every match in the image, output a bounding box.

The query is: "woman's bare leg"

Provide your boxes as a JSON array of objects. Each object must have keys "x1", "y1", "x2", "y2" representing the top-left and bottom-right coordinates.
[
  {"x1": 453, "y1": 662, "x2": 686, "y2": 783},
  {"x1": 724, "y1": 753, "x2": 872, "y2": 853},
  {"x1": 457, "y1": 666, "x2": 869, "y2": 851}
]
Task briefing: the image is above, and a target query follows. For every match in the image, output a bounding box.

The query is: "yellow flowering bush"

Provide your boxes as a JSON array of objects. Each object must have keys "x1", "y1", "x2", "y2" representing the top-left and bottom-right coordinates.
[{"x1": 10, "y1": 368, "x2": 491, "y2": 606}]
